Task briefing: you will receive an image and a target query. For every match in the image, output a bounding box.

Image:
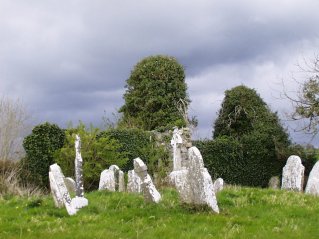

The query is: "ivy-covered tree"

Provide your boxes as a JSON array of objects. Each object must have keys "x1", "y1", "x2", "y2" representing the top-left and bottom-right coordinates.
[
  {"x1": 214, "y1": 85, "x2": 289, "y2": 144},
  {"x1": 210, "y1": 85, "x2": 291, "y2": 187},
  {"x1": 119, "y1": 55, "x2": 190, "y2": 131},
  {"x1": 22, "y1": 122, "x2": 65, "y2": 188}
]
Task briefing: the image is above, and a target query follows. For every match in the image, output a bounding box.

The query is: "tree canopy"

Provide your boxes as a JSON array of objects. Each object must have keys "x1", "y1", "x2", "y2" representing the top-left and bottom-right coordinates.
[{"x1": 119, "y1": 55, "x2": 190, "y2": 131}]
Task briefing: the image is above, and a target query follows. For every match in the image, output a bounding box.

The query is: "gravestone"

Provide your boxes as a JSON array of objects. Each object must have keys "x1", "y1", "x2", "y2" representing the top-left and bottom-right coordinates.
[
  {"x1": 281, "y1": 155, "x2": 305, "y2": 192},
  {"x1": 127, "y1": 170, "x2": 142, "y2": 193},
  {"x1": 268, "y1": 176, "x2": 280, "y2": 189},
  {"x1": 49, "y1": 164, "x2": 77, "y2": 215},
  {"x1": 134, "y1": 158, "x2": 161, "y2": 203},
  {"x1": 213, "y1": 178, "x2": 224, "y2": 193},
  {"x1": 64, "y1": 177, "x2": 76, "y2": 193},
  {"x1": 71, "y1": 135, "x2": 88, "y2": 209},
  {"x1": 99, "y1": 165, "x2": 125, "y2": 192},
  {"x1": 170, "y1": 127, "x2": 183, "y2": 171},
  {"x1": 99, "y1": 169, "x2": 115, "y2": 191},
  {"x1": 305, "y1": 161, "x2": 319, "y2": 196},
  {"x1": 170, "y1": 147, "x2": 219, "y2": 213}
]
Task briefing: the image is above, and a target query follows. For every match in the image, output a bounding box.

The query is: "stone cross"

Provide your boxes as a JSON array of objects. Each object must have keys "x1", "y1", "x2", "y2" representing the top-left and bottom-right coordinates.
[
  {"x1": 71, "y1": 134, "x2": 88, "y2": 209},
  {"x1": 133, "y1": 158, "x2": 161, "y2": 203},
  {"x1": 49, "y1": 164, "x2": 77, "y2": 215},
  {"x1": 170, "y1": 127, "x2": 183, "y2": 171},
  {"x1": 281, "y1": 155, "x2": 305, "y2": 192}
]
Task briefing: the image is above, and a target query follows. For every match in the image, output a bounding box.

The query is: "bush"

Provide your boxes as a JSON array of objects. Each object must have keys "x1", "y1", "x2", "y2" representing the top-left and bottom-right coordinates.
[
  {"x1": 22, "y1": 122, "x2": 65, "y2": 188},
  {"x1": 99, "y1": 128, "x2": 170, "y2": 178},
  {"x1": 54, "y1": 123, "x2": 128, "y2": 191},
  {"x1": 194, "y1": 133, "x2": 287, "y2": 187}
]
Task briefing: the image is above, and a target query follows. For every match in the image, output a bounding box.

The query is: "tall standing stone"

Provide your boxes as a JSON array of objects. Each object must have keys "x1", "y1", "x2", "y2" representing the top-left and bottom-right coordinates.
[
  {"x1": 71, "y1": 135, "x2": 88, "y2": 209},
  {"x1": 49, "y1": 164, "x2": 77, "y2": 215},
  {"x1": 305, "y1": 161, "x2": 319, "y2": 196},
  {"x1": 281, "y1": 155, "x2": 305, "y2": 192},
  {"x1": 134, "y1": 158, "x2": 161, "y2": 203}
]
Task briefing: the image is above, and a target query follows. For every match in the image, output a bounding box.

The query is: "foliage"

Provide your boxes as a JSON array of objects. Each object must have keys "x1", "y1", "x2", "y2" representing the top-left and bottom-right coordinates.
[
  {"x1": 1, "y1": 187, "x2": 319, "y2": 238},
  {"x1": 54, "y1": 123, "x2": 128, "y2": 191},
  {"x1": 99, "y1": 128, "x2": 170, "y2": 179},
  {"x1": 284, "y1": 55, "x2": 319, "y2": 136},
  {"x1": 207, "y1": 85, "x2": 290, "y2": 187},
  {"x1": 22, "y1": 122, "x2": 65, "y2": 188},
  {"x1": 119, "y1": 55, "x2": 190, "y2": 131}
]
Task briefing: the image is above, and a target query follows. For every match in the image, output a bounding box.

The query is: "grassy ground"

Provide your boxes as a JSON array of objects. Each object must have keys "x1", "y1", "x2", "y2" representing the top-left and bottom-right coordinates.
[{"x1": 0, "y1": 186, "x2": 319, "y2": 239}]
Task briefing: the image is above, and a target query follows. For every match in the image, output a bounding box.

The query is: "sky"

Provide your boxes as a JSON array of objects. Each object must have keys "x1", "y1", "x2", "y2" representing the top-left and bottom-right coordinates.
[{"x1": 1, "y1": 0, "x2": 319, "y2": 145}]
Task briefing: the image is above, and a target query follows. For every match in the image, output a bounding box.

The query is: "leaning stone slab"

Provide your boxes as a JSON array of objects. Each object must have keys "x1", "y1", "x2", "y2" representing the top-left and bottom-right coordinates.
[
  {"x1": 188, "y1": 147, "x2": 219, "y2": 213},
  {"x1": 281, "y1": 155, "x2": 305, "y2": 192},
  {"x1": 134, "y1": 158, "x2": 161, "y2": 203},
  {"x1": 305, "y1": 161, "x2": 319, "y2": 196},
  {"x1": 127, "y1": 170, "x2": 142, "y2": 193},
  {"x1": 49, "y1": 164, "x2": 77, "y2": 216},
  {"x1": 118, "y1": 170, "x2": 125, "y2": 192}
]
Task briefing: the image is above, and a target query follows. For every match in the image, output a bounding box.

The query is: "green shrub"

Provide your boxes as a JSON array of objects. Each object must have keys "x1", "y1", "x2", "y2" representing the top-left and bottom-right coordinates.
[
  {"x1": 54, "y1": 123, "x2": 128, "y2": 191},
  {"x1": 99, "y1": 128, "x2": 170, "y2": 178},
  {"x1": 22, "y1": 122, "x2": 65, "y2": 188}
]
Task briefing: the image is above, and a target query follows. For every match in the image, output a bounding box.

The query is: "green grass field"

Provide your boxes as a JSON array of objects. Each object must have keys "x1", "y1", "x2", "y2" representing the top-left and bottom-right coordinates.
[{"x1": 1, "y1": 186, "x2": 318, "y2": 239}]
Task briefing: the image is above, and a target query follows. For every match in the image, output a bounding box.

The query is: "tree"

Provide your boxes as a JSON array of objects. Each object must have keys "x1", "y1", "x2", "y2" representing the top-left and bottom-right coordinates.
[
  {"x1": 283, "y1": 55, "x2": 319, "y2": 137},
  {"x1": 0, "y1": 97, "x2": 30, "y2": 162},
  {"x1": 119, "y1": 55, "x2": 190, "y2": 131},
  {"x1": 22, "y1": 122, "x2": 65, "y2": 188},
  {"x1": 211, "y1": 85, "x2": 290, "y2": 187},
  {"x1": 214, "y1": 85, "x2": 289, "y2": 145}
]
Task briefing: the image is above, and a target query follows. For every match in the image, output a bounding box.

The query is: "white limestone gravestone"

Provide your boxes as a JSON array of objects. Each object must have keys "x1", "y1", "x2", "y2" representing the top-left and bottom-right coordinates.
[
  {"x1": 305, "y1": 161, "x2": 319, "y2": 196},
  {"x1": 99, "y1": 165, "x2": 125, "y2": 192},
  {"x1": 281, "y1": 155, "x2": 305, "y2": 192}
]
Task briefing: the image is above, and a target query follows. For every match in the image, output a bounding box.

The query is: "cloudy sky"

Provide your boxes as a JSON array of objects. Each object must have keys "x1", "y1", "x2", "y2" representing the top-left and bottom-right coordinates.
[{"x1": 1, "y1": 0, "x2": 319, "y2": 144}]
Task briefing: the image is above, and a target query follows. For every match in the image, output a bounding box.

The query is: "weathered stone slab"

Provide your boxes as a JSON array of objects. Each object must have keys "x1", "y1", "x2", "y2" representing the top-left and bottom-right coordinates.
[
  {"x1": 171, "y1": 127, "x2": 183, "y2": 171},
  {"x1": 64, "y1": 177, "x2": 76, "y2": 194},
  {"x1": 169, "y1": 147, "x2": 219, "y2": 213},
  {"x1": 213, "y1": 178, "x2": 224, "y2": 193},
  {"x1": 188, "y1": 147, "x2": 219, "y2": 213},
  {"x1": 99, "y1": 165, "x2": 125, "y2": 192},
  {"x1": 127, "y1": 170, "x2": 142, "y2": 193},
  {"x1": 99, "y1": 169, "x2": 115, "y2": 191},
  {"x1": 73, "y1": 135, "x2": 88, "y2": 209},
  {"x1": 268, "y1": 176, "x2": 280, "y2": 189},
  {"x1": 49, "y1": 164, "x2": 77, "y2": 215},
  {"x1": 281, "y1": 155, "x2": 305, "y2": 192},
  {"x1": 133, "y1": 158, "x2": 161, "y2": 203},
  {"x1": 118, "y1": 170, "x2": 125, "y2": 192},
  {"x1": 305, "y1": 161, "x2": 319, "y2": 196}
]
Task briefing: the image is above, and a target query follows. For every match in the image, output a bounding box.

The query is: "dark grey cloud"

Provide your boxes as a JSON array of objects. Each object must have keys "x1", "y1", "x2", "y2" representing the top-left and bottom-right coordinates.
[{"x1": 1, "y1": 0, "x2": 319, "y2": 144}]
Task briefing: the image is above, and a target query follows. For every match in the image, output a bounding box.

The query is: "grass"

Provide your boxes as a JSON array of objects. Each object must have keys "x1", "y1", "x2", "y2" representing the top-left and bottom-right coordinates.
[{"x1": 0, "y1": 186, "x2": 319, "y2": 239}]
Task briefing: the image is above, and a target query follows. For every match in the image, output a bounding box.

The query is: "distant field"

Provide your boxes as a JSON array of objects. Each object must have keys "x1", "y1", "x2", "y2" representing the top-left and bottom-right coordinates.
[{"x1": 1, "y1": 186, "x2": 318, "y2": 239}]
